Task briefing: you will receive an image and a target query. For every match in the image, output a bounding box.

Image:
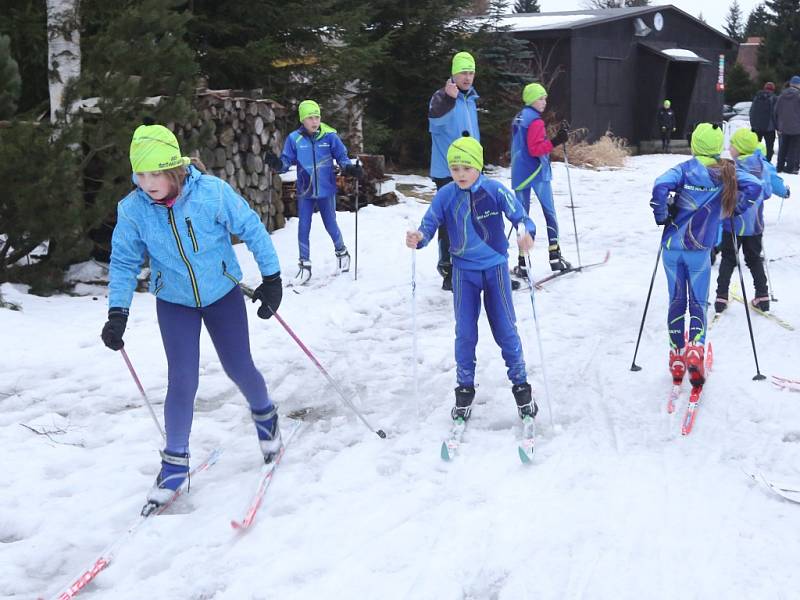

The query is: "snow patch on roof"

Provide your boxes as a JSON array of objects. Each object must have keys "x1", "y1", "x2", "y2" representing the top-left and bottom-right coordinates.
[
  {"x1": 661, "y1": 48, "x2": 701, "y2": 59},
  {"x1": 499, "y1": 14, "x2": 596, "y2": 31}
]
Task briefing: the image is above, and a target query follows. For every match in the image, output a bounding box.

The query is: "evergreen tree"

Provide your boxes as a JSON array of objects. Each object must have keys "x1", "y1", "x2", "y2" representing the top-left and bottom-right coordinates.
[
  {"x1": 745, "y1": 4, "x2": 772, "y2": 38},
  {"x1": 0, "y1": 0, "x2": 48, "y2": 115},
  {"x1": 698, "y1": 12, "x2": 706, "y2": 23},
  {"x1": 514, "y1": 0, "x2": 541, "y2": 11},
  {"x1": 726, "y1": 62, "x2": 757, "y2": 103},
  {"x1": 0, "y1": 34, "x2": 21, "y2": 119},
  {"x1": 724, "y1": 0, "x2": 745, "y2": 41},
  {"x1": 759, "y1": 0, "x2": 800, "y2": 84}
]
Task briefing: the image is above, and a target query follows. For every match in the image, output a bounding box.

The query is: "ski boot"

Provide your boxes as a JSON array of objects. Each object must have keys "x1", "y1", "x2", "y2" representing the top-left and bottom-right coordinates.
[
  {"x1": 714, "y1": 297, "x2": 728, "y2": 313},
  {"x1": 144, "y1": 450, "x2": 190, "y2": 513},
  {"x1": 751, "y1": 296, "x2": 770, "y2": 312},
  {"x1": 511, "y1": 255, "x2": 527, "y2": 279},
  {"x1": 669, "y1": 347, "x2": 686, "y2": 385},
  {"x1": 512, "y1": 382, "x2": 538, "y2": 419},
  {"x1": 335, "y1": 247, "x2": 351, "y2": 273},
  {"x1": 252, "y1": 406, "x2": 282, "y2": 463},
  {"x1": 451, "y1": 385, "x2": 475, "y2": 421},
  {"x1": 685, "y1": 343, "x2": 705, "y2": 387},
  {"x1": 293, "y1": 260, "x2": 312, "y2": 286},
  {"x1": 548, "y1": 244, "x2": 572, "y2": 272}
]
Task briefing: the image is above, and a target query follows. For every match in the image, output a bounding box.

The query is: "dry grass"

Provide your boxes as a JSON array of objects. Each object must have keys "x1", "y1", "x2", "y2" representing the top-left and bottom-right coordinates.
[{"x1": 549, "y1": 127, "x2": 630, "y2": 169}]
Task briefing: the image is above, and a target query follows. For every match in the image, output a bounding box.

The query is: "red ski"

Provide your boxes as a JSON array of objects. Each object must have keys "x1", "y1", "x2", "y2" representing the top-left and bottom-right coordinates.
[{"x1": 681, "y1": 343, "x2": 714, "y2": 435}]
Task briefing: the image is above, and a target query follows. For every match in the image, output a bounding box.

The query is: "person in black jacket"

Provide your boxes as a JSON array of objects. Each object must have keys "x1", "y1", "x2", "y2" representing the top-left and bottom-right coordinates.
[
  {"x1": 775, "y1": 76, "x2": 800, "y2": 174},
  {"x1": 657, "y1": 100, "x2": 676, "y2": 151},
  {"x1": 749, "y1": 82, "x2": 778, "y2": 162}
]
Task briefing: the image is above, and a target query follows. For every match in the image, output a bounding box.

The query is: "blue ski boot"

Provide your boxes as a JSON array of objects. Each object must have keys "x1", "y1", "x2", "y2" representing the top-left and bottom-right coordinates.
[
  {"x1": 252, "y1": 406, "x2": 282, "y2": 463},
  {"x1": 144, "y1": 449, "x2": 190, "y2": 511}
]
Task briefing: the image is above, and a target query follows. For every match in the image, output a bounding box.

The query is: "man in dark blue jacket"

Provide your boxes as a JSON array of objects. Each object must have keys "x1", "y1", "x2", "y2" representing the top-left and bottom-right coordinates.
[{"x1": 749, "y1": 82, "x2": 778, "y2": 162}]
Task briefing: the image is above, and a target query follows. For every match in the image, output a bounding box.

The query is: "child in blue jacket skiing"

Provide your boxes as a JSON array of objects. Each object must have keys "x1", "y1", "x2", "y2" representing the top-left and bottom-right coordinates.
[
  {"x1": 102, "y1": 122, "x2": 284, "y2": 510},
  {"x1": 510, "y1": 83, "x2": 571, "y2": 277},
  {"x1": 650, "y1": 123, "x2": 762, "y2": 390},
  {"x1": 406, "y1": 135, "x2": 538, "y2": 422},
  {"x1": 265, "y1": 100, "x2": 362, "y2": 285},
  {"x1": 715, "y1": 128, "x2": 790, "y2": 314}
]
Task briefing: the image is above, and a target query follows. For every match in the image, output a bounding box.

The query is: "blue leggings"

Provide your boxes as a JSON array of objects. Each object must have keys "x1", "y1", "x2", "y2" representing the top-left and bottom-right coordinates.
[
  {"x1": 662, "y1": 249, "x2": 711, "y2": 349},
  {"x1": 516, "y1": 180, "x2": 559, "y2": 246},
  {"x1": 298, "y1": 196, "x2": 345, "y2": 261},
  {"x1": 452, "y1": 264, "x2": 527, "y2": 387},
  {"x1": 157, "y1": 286, "x2": 272, "y2": 454}
]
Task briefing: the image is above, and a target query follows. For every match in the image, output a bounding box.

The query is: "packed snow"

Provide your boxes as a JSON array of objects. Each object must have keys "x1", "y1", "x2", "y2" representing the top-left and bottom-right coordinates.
[{"x1": 2, "y1": 155, "x2": 800, "y2": 599}]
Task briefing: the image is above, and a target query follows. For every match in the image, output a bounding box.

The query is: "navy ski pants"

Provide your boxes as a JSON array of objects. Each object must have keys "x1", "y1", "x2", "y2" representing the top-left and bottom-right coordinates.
[
  {"x1": 157, "y1": 286, "x2": 272, "y2": 454},
  {"x1": 662, "y1": 249, "x2": 711, "y2": 349},
  {"x1": 452, "y1": 264, "x2": 527, "y2": 387},
  {"x1": 298, "y1": 195, "x2": 345, "y2": 261}
]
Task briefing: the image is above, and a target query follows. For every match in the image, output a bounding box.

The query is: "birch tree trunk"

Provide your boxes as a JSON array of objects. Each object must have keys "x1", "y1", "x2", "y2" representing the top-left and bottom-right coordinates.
[{"x1": 46, "y1": 0, "x2": 81, "y2": 123}]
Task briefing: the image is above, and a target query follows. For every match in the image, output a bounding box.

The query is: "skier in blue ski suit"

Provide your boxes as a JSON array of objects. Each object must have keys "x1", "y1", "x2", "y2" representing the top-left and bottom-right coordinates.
[
  {"x1": 428, "y1": 51, "x2": 480, "y2": 290},
  {"x1": 407, "y1": 135, "x2": 539, "y2": 423},
  {"x1": 715, "y1": 129, "x2": 790, "y2": 313},
  {"x1": 265, "y1": 100, "x2": 362, "y2": 285},
  {"x1": 650, "y1": 123, "x2": 762, "y2": 389},
  {"x1": 510, "y1": 83, "x2": 571, "y2": 277},
  {"x1": 103, "y1": 122, "x2": 284, "y2": 508}
]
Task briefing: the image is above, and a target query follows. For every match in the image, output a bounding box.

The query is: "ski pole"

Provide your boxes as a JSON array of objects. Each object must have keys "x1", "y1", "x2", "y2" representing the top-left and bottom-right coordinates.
[
  {"x1": 762, "y1": 239, "x2": 777, "y2": 302},
  {"x1": 120, "y1": 348, "x2": 167, "y2": 444},
  {"x1": 562, "y1": 132, "x2": 583, "y2": 269},
  {"x1": 516, "y1": 227, "x2": 555, "y2": 431},
  {"x1": 776, "y1": 197, "x2": 785, "y2": 225},
  {"x1": 411, "y1": 248, "x2": 419, "y2": 418},
  {"x1": 630, "y1": 237, "x2": 663, "y2": 371},
  {"x1": 354, "y1": 158, "x2": 360, "y2": 281},
  {"x1": 731, "y1": 225, "x2": 766, "y2": 381}
]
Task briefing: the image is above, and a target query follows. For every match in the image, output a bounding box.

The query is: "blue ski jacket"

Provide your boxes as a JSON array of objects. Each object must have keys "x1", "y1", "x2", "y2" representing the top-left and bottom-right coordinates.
[
  {"x1": 428, "y1": 86, "x2": 480, "y2": 179},
  {"x1": 650, "y1": 158, "x2": 762, "y2": 251},
  {"x1": 276, "y1": 123, "x2": 352, "y2": 200},
  {"x1": 723, "y1": 151, "x2": 788, "y2": 236},
  {"x1": 109, "y1": 165, "x2": 280, "y2": 309},
  {"x1": 511, "y1": 106, "x2": 552, "y2": 190},
  {"x1": 416, "y1": 175, "x2": 536, "y2": 271}
]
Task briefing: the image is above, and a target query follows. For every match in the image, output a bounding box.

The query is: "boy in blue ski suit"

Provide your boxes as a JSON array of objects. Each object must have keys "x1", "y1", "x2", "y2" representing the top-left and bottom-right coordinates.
[
  {"x1": 407, "y1": 135, "x2": 538, "y2": 422},
  {"x1": 510, "y1": 83, "x2": 571, "y2": 277},
  {"x1": 265, "y1": 100, "x2": 362, "y2": 285},
  {"x1": 715, "y1": 128, "x2": 790, "y2": 313},
  {"x1": 650, "y1": 123, "x2": 762, "y2": 389},
  {"x1": 428, "y1": 51, "x2": 480, "y2": 291},
  {"x1": 102, "y1": 122, "x2": 284, "y2": 508}
]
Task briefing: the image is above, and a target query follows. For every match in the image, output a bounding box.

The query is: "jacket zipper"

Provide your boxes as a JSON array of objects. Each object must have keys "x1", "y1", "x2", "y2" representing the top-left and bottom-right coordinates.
[
  {"x1": 221, "y1": 260, "x2": 240, "y2": 285},
  {"x1": 310, "y1": 132, "x2": 318, "y2": 197},
  {"x1": 185, "y1": 217, "x2": 199, "y2": 252},
  {"x1": 167, "y1": 208, "x2": 202, "y2": 307}
]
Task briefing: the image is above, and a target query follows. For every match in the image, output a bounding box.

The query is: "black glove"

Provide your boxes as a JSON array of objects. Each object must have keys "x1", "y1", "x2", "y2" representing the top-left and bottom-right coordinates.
[
  {"x1": 785, "y1": 187, "x2": 791, "y2": 198},
  {"x1": 252, "y1": 273, "x2": 282, "y2": 319},
  {"x1": 264, "y1": 152, "x2": 282, "y2": 171},
  {"x1": 655, "y1": 215, "x2": 672, "y2": 226},
  {"x1": 550, "y1": 128, "x2": 569, "y2": 148},
  {"x1": 101, "y1": 308, "x2": 128, "y2": 351},
  {"x1": 344, "y1": 163, "x2": 363, "y2": 178}
]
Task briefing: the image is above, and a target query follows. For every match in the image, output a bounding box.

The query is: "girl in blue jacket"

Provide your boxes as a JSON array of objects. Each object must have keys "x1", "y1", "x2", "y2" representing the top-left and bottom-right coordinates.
[
  {"x1": 715, "y1": 128, "x2": 789, "y2": 313},
  {"x1": 102, "y1": 122, "x2": 284, "y2": 508},
  {"x1": 406, "y1": 135, "x2": 539, "y2": 423},
  {"x1": 650, "y1": 123, "x2": 762, "y2": 389},
  {"x1": 265, "y1": 100, "x2": 361, "y2": 285}
]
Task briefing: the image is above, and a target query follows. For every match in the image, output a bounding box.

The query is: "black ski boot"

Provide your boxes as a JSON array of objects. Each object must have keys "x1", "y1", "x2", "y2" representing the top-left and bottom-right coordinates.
[
  {"x1": 451, "y1": 385, "x2": 475, "y2": 420},
  {"x1": 714, "y1": 297, "x2": 728, "y2": 313},
  {"x1": 511, "y1": 255, "x2": 527, "y2": 279},
  {"x1": 548, "y1": 244, "x2": 572, "y2": 272},
  {"x1": 512, "y1": 383, "x2": 538, "y2": 419}
]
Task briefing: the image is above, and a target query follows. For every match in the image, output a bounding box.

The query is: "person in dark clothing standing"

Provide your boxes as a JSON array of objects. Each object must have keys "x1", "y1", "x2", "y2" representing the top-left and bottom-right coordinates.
[
  {"x1": 750, "y1": 82, "x2": 778, "y2": 163},
  {"x1": 657, "y1": 100, "x2": 676, "y2": 151},
  {"x1": 775, "y1": 75, "x2": 800, "y2": 174}
]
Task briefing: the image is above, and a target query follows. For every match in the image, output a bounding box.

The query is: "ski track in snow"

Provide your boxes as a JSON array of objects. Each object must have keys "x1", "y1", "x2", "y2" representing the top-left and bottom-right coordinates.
[{"x1": 2, "y1": 156, "x2": 800, "y2": 599}]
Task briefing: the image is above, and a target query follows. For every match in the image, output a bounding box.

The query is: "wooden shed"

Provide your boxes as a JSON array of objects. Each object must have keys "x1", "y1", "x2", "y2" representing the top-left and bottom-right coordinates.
[{"x1": 503, "y1": 6, "x2": 737, "y2": 147}]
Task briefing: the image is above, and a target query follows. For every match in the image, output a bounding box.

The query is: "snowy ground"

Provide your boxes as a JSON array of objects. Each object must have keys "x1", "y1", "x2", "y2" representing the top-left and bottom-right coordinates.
[{"x1": 2, "y1": 155, "x2": 800, "y2": 600}]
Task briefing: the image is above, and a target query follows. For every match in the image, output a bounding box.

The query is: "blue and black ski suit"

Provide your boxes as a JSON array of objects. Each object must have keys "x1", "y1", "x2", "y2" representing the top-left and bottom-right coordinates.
[
  {"x1": 415, "y1": 175, "x2": 536, "y2": 387},
  {"x1": 650, "y1": 158, "x2": 762, "y2": 349}
]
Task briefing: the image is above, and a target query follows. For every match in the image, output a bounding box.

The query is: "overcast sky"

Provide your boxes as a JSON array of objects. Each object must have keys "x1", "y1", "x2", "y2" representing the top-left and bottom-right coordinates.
[{"x1": 537, "y1": 0, "x2": 764, "y2": 34}]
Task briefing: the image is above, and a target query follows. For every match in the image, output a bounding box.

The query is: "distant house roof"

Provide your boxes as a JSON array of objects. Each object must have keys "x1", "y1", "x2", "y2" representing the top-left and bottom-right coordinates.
[{"x1": 497, "y1": 6, "x2": 733, "y2": 42}]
